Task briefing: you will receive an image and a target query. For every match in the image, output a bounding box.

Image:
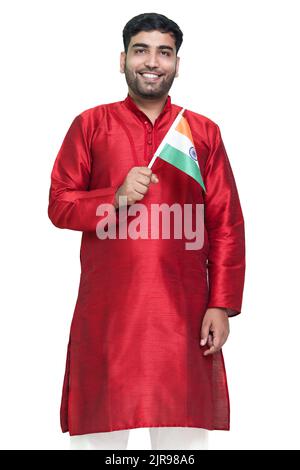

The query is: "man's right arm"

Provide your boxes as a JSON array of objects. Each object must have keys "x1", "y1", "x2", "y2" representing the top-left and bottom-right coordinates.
[{"x1": 48, "y1": 114, "x2": 120, "y2": 232}]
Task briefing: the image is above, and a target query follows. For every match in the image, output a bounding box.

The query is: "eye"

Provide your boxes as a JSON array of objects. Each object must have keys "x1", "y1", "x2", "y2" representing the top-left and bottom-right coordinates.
[
  {"x1": 161, "y1": 51, "x2": 170, "y2": 56},
  {"x1": 135, "y1": 49, "x2": 145, "y2": 54}
]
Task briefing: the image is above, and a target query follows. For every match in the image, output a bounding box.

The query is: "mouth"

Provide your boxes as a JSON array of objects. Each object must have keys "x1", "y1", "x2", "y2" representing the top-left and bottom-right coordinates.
[{"x1": 138, "y1": 72, "x2": 163, "y2": 82}]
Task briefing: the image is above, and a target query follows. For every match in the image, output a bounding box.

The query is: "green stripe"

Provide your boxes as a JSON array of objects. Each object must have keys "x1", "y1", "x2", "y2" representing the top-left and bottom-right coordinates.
[{"x1": 159, "y1": 143, "x2": 206, "y2": 191}]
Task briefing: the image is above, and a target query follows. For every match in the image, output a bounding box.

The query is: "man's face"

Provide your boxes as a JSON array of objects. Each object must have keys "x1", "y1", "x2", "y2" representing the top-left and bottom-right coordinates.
[{"x1": 120, "y1": 30, "x2": 180, "y2": 99}]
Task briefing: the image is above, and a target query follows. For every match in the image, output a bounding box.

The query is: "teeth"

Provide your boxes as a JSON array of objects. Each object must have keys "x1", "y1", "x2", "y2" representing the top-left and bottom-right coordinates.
[{"x1": 141, "y1": 73, "x2": 160, "y2": 78}]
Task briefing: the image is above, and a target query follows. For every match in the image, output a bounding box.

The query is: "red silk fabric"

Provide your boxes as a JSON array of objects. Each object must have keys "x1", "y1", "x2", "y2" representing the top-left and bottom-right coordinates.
[{"x1": 48, "y1": 93, "x2": 245, "y2": 435}]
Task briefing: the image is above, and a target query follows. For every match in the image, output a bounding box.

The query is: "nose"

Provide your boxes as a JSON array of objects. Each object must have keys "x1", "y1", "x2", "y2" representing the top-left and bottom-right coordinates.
[{"x1": 144, "y1": 51, "x2": 160, "y2": 68}]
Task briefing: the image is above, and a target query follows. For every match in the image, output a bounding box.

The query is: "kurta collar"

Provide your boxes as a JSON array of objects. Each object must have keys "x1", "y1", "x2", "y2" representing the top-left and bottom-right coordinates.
[{"x1": 123, "y1": 92, "x2": 172, "y2": 122}]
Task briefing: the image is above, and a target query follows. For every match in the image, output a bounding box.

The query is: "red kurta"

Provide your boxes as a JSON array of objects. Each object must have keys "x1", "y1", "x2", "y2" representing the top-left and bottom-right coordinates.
[{"x1": 48, "y1": 93, "x2": 245, "y2": 436}]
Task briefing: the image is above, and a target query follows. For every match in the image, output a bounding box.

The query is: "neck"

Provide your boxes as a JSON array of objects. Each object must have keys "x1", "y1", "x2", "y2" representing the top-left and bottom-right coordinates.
[{"x1": 128, "y1": 90, "x2": 168, "y2": 116}]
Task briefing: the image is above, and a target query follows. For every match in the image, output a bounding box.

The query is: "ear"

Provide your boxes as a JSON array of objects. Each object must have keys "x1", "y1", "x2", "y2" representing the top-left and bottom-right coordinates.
[
  {"x1": 120, "y1": 51, "x2": 126, "y2": 73},
  {"x1": 175, "y1": 56, "x2": 180, "y2": 77}
]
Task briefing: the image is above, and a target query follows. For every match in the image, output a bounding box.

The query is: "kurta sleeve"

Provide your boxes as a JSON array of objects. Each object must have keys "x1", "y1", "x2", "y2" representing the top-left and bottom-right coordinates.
[
  {"x1": 48, "y1": 114, "x2": 119, "y2": 232},
  {"x1": 203, "y1": 124, "x2": 246, "y2": 317}
]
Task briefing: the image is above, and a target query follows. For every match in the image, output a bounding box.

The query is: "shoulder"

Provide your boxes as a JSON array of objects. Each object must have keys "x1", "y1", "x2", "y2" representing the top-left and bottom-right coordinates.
[
  {"x1": 71, "y1": 100, "x2": 122, "y2": 138},
  {"x1": 77, "y1": 100, "x2": 119, "y2": 123},
  {"x1": 185, "y1": 108, "x2": 220, "y2": 135},
  {"x1": 78, "y1": 100, "x2": 121, "y2": 119},
  {"x1": 173, "y1": 104, "x2": 221, "y2": 147}
]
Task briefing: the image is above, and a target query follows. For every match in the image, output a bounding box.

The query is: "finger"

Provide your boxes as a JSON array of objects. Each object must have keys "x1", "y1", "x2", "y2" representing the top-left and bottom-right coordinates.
[
  {"x1": 211, "y1": 334, "x2": 222, "y2": 350},
  {"x1": 203, "y1": 345, "x2": 217, "y2": 356},
  {"x1": 128, "y1": 190, "x2": 144, "y2": 203},
  {"x1": 204, "y1": 335, "x2": 222, "y2": 356},
  {"x1": 134, "y1": 182, "x2": 149, "y2": 195},
  {"x1": 207, "y1": 333, "x2": 213, "y2": 347},
  {"x1": 200, "y1": 323, "x2": 211, "y2": 346},
  {"x1": 138, "y1": 167, "x2": 152, "y2": 177},
  {"x1": 136, "y1": 175, "x2": 151, "y2": 186},
  {"x1": 151, "y1": 173, "x2": 159, "y2": 183}
]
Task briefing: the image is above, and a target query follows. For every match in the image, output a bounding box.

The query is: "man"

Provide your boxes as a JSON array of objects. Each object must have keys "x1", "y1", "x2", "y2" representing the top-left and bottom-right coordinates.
[{"x1": 48, "y1": 12, "x2": 245, "y2": 450}]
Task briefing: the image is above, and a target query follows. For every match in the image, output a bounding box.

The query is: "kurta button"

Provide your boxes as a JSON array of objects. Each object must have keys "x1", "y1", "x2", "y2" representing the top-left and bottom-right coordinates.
[{"x1": 147, "y1": 140, "x2": 152, "y2": 145}]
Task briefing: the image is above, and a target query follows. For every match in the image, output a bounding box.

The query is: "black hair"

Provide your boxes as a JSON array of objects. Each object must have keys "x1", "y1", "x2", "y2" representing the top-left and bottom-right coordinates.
[{"x1": 122, "y1": 12, "x2": 183, "y2": 55}]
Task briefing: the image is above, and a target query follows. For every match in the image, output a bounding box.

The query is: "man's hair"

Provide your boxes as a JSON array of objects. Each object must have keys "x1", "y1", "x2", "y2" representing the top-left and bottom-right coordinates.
[{"x1": 122, "y1": 12, "x2": 183, "y2": 55}]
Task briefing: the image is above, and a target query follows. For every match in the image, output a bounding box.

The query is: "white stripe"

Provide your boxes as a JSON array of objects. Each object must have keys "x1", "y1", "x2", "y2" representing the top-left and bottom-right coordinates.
[
  {"x1": 149, "y1": 108, "x2": 186, "y2": 168},
  {"x1": 165, "y1": 128, "x2": 199, "y2": 167}
]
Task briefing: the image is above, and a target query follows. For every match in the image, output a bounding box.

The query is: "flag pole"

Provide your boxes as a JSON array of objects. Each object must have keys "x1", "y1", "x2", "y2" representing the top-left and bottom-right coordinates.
[{"x1": 148, "y1": 107, "x2": 185, "y2": 169}]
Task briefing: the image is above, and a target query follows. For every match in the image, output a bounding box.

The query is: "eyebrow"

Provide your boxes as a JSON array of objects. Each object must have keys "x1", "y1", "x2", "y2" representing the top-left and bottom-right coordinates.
[{"x1": 131, "y1": 43, "x2": 174, "y2": 52}]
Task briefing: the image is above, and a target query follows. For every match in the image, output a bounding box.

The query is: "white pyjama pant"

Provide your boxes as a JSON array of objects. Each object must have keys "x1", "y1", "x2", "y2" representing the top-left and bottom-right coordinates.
[{"x1": 69, "y1": 427, "x2": 209, "y2": 450}]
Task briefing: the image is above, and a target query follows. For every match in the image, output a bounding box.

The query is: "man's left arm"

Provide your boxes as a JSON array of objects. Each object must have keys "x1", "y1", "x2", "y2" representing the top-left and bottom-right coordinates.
[
  {"x1": 200, "y1": 123, "x2": 246, "y2": 355},
  {"x1": 204, "y1": 123, "x2": 246, "y2": 318}
]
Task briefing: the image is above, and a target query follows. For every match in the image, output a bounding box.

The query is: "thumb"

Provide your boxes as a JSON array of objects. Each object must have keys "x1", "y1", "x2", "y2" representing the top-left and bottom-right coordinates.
[{"x1": 151, "y1": 173, "x2": 159, "y2": 183}]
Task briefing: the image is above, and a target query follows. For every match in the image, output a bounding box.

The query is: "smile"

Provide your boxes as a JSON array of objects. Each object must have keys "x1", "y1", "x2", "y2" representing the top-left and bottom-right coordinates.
[{"x1": 139, "y1": 72, "x2": 162, "y2": 81}]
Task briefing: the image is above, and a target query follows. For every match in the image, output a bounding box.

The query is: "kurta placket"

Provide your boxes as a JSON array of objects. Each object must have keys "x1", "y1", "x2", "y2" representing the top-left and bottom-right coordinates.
[{"x1": 48, "y1": 93, "x2": 245, "y2": 436}]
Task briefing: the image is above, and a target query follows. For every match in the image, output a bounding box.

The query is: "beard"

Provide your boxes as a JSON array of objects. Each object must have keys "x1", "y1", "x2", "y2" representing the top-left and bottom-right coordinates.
[{"x1": 123, "y1": 61, "x2": 177, "y2": 99}]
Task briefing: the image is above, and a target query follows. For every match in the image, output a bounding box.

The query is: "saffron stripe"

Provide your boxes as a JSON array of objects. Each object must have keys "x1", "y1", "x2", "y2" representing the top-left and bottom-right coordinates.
[{"x1": 175, "y1": 116, "x2": 194, "y2": 142}]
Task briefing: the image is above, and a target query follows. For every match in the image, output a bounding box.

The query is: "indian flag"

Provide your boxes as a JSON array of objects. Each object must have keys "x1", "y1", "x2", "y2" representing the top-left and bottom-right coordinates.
[{"x1": 148, "y1": 108, "x2": 206, "y2": 192}]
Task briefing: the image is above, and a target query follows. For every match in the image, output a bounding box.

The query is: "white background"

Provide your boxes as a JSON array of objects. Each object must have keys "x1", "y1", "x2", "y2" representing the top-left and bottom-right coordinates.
[{"x1": 1, "y1": 0, "x2": 299, "y2": 450}]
